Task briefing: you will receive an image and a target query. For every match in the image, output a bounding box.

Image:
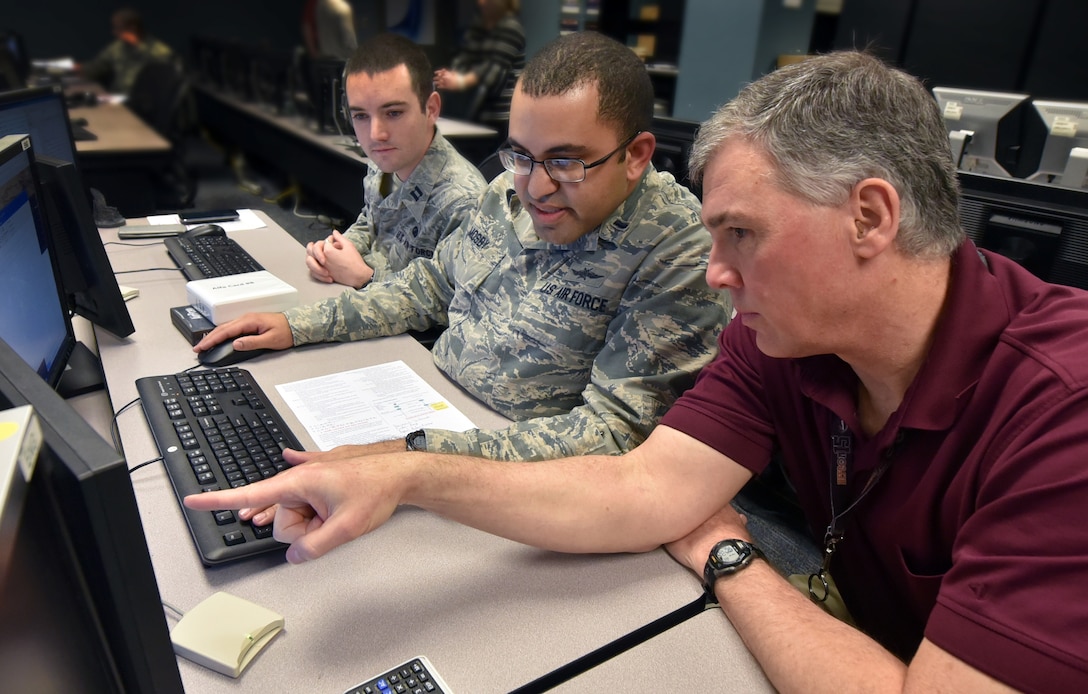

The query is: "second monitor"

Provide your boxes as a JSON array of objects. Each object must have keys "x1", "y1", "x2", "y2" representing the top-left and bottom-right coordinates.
[
  {"x1": 933, "y1": 87, "x2": 1035, "y2": 178},
  {"x1": 1026, "y1": 99, "x2": 1088, "y2": 190}
]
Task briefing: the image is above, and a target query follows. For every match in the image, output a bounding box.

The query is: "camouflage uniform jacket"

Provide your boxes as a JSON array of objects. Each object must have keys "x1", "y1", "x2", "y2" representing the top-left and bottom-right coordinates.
[
  {"x1": 341, "y1": 132, "x2": 486, "y2": 283},
  {"x1": 82, "y1": 37, "x2": 175, "y2": 94},
  {"x1": 285, "y1": 167, "x2": 731, "y2": 460}
]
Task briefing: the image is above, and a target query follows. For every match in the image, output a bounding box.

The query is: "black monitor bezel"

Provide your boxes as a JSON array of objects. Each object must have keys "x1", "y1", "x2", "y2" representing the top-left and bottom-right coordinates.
[
  {"x1": 0, "y1": 335, "x2": 184, "y2": 693},
  {"x1": 0, "y1": 134, "x2": 76, "y2": 390}
]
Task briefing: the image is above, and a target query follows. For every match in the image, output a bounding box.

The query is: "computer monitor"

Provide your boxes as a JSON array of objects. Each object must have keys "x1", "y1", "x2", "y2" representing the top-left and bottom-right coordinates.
[
  {"x1": 0, "y1": 336, "x2": 184, "y2": 693},
  {"x1": 0, "y1": 134, "x2": 77, "y2": 391},
  {"x1": 0, "y1": 86, "x2": 79, "y2": 165},
  {"x1": 0, "y1": 85, "x2": 135, "y2": 339},
  {"x1": 650, "y1": 116, "x2": 701, "y2": 197},
  {"x1": 1026, "y1": 99, "x2": 1088, "y2": 190},
  {"x1": 933, "y1": 87, "x2": 1033, "y2": 178},
  {"x1": 307, "y1": 57, "x2": 350, "y2": 135},
  {"x1": 35, "y1": 155, "x2": 135, "y2": 338},
  {"x1": 958, "y1": 170, "x2": 1088, "y2": 290}
]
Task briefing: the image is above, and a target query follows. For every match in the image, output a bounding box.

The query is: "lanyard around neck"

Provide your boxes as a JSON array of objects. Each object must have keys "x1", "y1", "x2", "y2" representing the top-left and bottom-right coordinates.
[{"x1": 808, "y1": 414, "x2": 896, "y2": 602}]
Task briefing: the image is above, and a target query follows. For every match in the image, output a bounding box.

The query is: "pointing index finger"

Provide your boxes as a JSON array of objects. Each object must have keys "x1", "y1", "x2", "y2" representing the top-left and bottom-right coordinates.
[{"x1": 184, "y1": 476, "x2": 288, "y2": 513}]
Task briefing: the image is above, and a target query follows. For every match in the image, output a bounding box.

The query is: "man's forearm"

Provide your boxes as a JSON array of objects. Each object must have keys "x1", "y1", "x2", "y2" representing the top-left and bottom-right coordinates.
[
  {"x1": 401, "y1": 428, "x2": 745, "y2": 554},
  {"x1": 400, "y1": 444, "x2": 717, "y2": 554},
  {"x1": 712, "y1": 561, "x2": 908, "y2": 693}
]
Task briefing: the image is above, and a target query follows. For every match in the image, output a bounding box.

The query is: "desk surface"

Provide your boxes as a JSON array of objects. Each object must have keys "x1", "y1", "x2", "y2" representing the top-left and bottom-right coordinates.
[
  {"x1": 84, "y1": 212, "x2": 755, "y2": 693},
  {"x1": 70, "y1": 101, "x2": 171, "y2": 155},
  {"x1": 555, "y1": 607, "x2": 774, "y2": 692}
]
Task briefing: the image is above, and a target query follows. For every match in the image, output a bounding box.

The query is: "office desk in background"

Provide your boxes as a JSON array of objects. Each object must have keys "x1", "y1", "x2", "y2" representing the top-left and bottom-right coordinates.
[
  {"x1": 77, "y1": 212, "x2": 769, "y2": 692},
  {"x1": 193, "y1": 85, "x2": 500, "y2": 220},
  {"x1": 71, "y1": 101, "x2": 171, "y2": 217}
]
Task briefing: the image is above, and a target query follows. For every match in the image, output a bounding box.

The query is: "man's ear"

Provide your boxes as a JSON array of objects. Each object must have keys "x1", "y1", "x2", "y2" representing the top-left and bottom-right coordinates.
[
  {"x1": 625, "y1": 130, "x2": 656, "y2": 182},
  {"x1": 425, "y1": 90, "x2": 441, "y2": 123},
  {"x1": 851, "y1": 178, "x2": 900, "y2": 259}
]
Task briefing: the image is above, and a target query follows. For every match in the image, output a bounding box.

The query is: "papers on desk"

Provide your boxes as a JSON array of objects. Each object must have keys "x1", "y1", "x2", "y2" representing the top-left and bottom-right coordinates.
[
  {"x1": 32, "y1": 57, "x2": 75, "y2": 71},
  {"x1": 276, "y1": 360, "x2": 476, "y2": 451},
  {"x1": 145, "y1": 208, "x2": 266, "y2": 232}
]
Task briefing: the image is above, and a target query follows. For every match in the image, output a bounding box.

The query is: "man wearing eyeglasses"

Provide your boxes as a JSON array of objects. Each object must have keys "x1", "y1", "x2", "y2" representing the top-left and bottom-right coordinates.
[{"x1": 196, "y1": 31, "x2": 728, "y2": 464}]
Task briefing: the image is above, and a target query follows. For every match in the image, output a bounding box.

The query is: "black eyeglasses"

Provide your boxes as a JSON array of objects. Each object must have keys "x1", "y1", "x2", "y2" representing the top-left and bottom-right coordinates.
[{"x1": 498, "y1": 131, "x2": 642, "y2": 183}]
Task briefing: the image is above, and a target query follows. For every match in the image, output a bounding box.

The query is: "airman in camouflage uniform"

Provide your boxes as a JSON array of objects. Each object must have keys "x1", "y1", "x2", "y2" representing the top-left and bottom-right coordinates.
[
  {"x1": 338, "y1": 132, "x2": 486, "y2": 283},
  {"x1": 197, "y1": 31, "x2": 731, "y2": 462},
  {"x1": 305, "y1": 33, "x2": 485, "y2": 288},
  {"x1": 287, "y1": 164, "x2": 729, "y2": 460},
  {"x1": 82, "y1": 9, "x2": 175, "y2": 95}
]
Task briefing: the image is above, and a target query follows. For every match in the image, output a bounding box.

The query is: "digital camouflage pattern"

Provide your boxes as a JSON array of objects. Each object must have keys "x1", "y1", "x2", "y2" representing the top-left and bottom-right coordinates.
[
  {"x1": 342, "y1": 132, "x2": 486, "y2": 281},
  {"x1": 285, "y1": 166, "x2": 731, "y2": 460},
  {"x1": 82, "y1": 38, "x2": 175, "y2": 94}
]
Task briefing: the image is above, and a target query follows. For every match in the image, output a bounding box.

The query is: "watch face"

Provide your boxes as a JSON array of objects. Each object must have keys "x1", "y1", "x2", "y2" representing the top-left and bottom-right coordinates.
[
  {"x1": 705, "y1": 540, "x2": 760, "y2": 588},
  {"x1": 715, "y1": 544, "x2": 743, "y2": 564}
]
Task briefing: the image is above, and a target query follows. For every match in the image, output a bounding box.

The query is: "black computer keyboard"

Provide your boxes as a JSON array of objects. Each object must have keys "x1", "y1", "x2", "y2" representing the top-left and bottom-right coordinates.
[
  {"x1": 136, "y1": 367, "x2": 301, "y2": 565},
  {"x1": 165, "y1": 234, "x2": 265, "y2": 281}
]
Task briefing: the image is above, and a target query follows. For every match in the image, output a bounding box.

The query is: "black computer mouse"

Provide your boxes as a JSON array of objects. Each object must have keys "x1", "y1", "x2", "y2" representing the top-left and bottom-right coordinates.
[
  {"x1": 197, "y1": 341, "x2": 273, "y2": 367},
  {"x1": 183, "y1": 223, "x2": 226, "y2": 239}
]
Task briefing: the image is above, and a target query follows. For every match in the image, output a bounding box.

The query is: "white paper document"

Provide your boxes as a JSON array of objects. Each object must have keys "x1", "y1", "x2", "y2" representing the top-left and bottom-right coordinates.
[
  {"x1": 276, "y1": 360, "x2": 476, "y2": 451},
  {"x1": 145, "y1": 208, "x2": 266, "y2": 232}
]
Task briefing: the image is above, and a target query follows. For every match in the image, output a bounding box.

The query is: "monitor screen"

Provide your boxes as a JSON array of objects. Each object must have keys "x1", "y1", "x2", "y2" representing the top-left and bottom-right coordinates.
[
  {"x1": 1027, "y1": 99, "x2": 1088, "y2": 189},
  {"x1": 0, "y1": 134, "x2": 74, "y2": 390},
  {"x1": 933, "y1": 87, "x2": 1032, "y2": 177},
  {"x1": 0, "y1": 85, "x2": 78, "y2": 166},
  {"x1": 0, "y1": 336, "x2": 184, "y2": 694},
  {"x1": 958, "y1": 170, "x2": 1088, "y2": 290},
  {"x1": 0, "y1": 85, "x2": 135, "y2": 339}
]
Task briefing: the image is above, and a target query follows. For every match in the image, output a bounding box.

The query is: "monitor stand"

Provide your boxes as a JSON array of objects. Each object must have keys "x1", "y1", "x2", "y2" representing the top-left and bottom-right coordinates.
[
  {"x1": 58, "y1": 341, "x2": 105, "y2": 398},
  {"x1": 948, "y1": 129, "x2": 973, "y2": 169},
  {"x1": 1060, "y1": 147, "x2": 1088, "y2": 190}
]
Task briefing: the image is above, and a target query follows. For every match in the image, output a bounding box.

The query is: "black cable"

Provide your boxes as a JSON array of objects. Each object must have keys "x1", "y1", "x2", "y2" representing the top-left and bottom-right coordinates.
[
  {"x1": 110, "y1": 396, "x2": 141, "y2": 454},
  {"x1": 507, "y1": 591, "x2": 712, "y2": 693},
  {"x1": 128, "y1": 456, "x2": 164, "y2": 474},
  {"x1": 104, "y1": 240, "x2": 165, "y2": 247},
  {"x1": 115, "y1": 267, "x2": 186, "y2": 274}
]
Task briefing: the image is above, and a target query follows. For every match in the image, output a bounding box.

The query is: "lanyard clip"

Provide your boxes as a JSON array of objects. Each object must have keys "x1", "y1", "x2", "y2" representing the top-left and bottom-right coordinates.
[{"x1": 809, "y1": 527, "x2": 843, "y2": 603}]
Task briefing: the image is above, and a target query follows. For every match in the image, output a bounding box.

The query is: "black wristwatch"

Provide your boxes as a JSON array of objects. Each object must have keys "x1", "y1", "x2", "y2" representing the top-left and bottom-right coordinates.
[
  {"x1": 703, "y1": 539, "x2": 764, "y2": 590},
  {"x1": 405, "y1": 429, "x2": 426, "y2": 451}
]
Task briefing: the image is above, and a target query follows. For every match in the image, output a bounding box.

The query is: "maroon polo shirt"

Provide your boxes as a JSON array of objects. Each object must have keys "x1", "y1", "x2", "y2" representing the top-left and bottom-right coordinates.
[{"x1": 662, "y1": 240, "x2": 1088, "y2": 690}]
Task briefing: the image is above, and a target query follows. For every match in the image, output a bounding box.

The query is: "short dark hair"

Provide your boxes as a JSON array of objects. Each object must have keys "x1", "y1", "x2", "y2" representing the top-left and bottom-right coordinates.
[
  {"x1": 518, "y1": 31, "x2": 653, "y2": 140},
  {"x1": 344, "y1": 33, "x2": 433, "y2": 110},
  {"x1": 112, "y1": 8, "x2": 144, "y2": 37}
]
